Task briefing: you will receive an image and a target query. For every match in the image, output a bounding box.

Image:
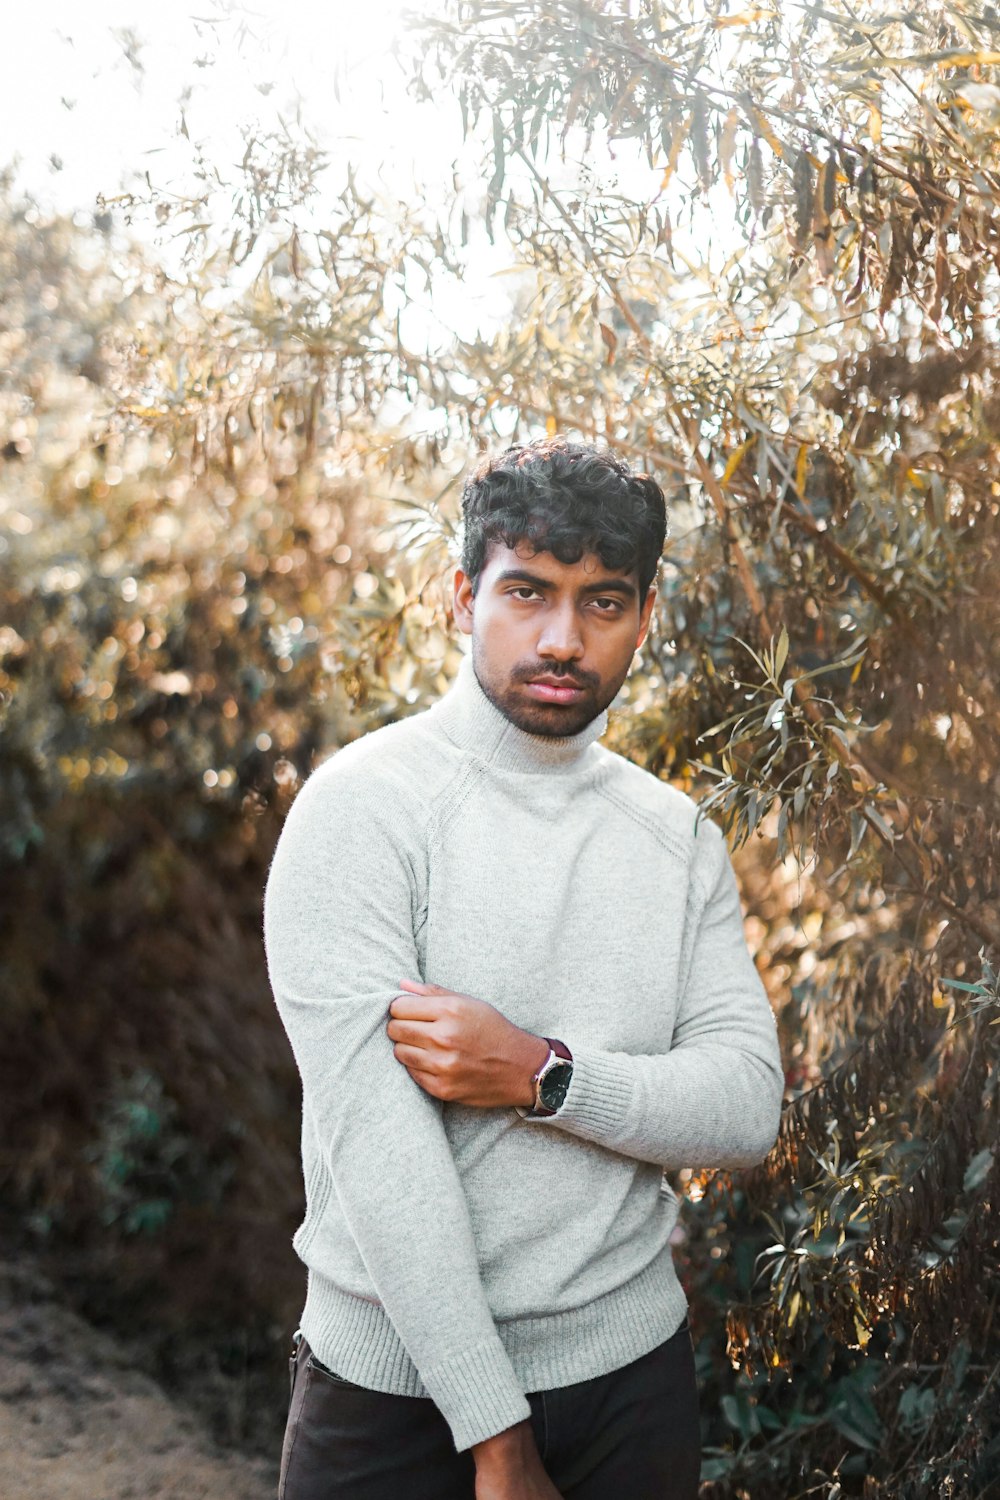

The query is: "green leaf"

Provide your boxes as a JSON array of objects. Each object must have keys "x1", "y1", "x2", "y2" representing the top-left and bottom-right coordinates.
[
  {"x1": 828, "y1": 1398, "x2": 882, "y2": 1451},
  {"x1": 963, "y1": 1147, "x2": 994, "y2": 1192}
]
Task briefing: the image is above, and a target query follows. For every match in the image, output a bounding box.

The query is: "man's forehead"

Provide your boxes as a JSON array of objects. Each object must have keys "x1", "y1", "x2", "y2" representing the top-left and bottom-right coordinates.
[{"x1": 485, "y1": 539, "x2": 636, "y2": 583}]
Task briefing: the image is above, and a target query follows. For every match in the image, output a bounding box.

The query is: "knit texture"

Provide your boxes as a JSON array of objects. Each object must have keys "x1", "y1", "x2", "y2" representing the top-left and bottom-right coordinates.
[{"x1": 262, "y1": 650, "x2": 784, "y2": 1452}]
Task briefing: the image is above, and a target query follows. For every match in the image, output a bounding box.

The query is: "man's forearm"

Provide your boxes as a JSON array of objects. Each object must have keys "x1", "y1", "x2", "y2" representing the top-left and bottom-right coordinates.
[
  {"x1": 523, "y1": 828, "x2": 784, "y2": 1171},
  {"x1": 510, "y1": 1030, "x2": 552, "y2": 1107},
  {"x1": 522, "y1": 1036, "x2": 783, "y2": 1169}
]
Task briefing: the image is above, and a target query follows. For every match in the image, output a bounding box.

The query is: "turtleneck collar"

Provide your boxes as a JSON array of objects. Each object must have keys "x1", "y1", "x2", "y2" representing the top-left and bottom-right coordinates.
[{"x1": 428, "y1": 651, "x2": 609, "y2": 775}]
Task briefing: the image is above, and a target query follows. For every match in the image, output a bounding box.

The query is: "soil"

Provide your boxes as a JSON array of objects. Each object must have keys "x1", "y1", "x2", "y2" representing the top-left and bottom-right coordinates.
[{"x1": 0, "y1": 1259, "x2": 277, "y2": 1499}]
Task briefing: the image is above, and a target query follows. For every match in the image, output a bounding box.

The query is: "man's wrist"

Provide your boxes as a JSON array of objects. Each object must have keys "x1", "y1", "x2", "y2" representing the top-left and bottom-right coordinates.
[
  {"x1": 513, "y1": 1031, "x2": 552, "y2": 1109},
  {"x1": 471, "y1": 1418, "x2": 536, "y2": 1472}
]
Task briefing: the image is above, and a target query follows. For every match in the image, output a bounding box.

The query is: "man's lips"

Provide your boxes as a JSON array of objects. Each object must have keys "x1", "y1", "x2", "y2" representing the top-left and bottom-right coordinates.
[{"x1": 524, "y1": 677, "x2": 588, "y2": 703}]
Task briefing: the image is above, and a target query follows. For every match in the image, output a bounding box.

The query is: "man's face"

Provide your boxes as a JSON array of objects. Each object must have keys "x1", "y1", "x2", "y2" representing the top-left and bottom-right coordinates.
[{"x1": 452, "y1": 538, "x2": 657, "y2": 737}]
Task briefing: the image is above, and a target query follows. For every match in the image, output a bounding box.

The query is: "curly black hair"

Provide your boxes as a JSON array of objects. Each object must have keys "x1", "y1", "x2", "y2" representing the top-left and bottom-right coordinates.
[{"x1": 459, "y1": 436, "x2": 667, "y2": 599}]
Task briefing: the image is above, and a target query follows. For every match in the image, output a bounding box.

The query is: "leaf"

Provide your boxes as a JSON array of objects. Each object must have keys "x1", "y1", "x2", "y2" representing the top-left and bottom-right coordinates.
[
  {"x1": 775, "y1": 625, "x2": 789, "y2": 677},
  {"x1": 720, "y1": 106, "x2": 739, "y2": 194},
  {"x1": 829, "y1": 1383, "x2": 883, "y2": 1450},
  {"x1": 721, "y1": 437, "x2": 754, "y2": 486},
  {"x1": 659, "y1": 113, "x2": 690, "y2": 190},
  {"x1": 795, "y1": 444, "x2": 809, "y2": 496},
  {"x1": 792, "y1": 148, "x2": 814, "y2": 251},
  {"x1": 847, "y1": 811, "x2": 867, "y2": 861},
  {"x1": 691, "y1": 93, "x2": 712, "y2": 193},
  {"x1": 750, "y1": 106, "x2": 784, "y2": 158},
  {"x1": 963, "y1": 1147, "x2": 994, "y2": 1192},
  {"x1": 721, "y1": 1389, "x2": 762, "y2": 1440},
  {"x1": 938, "y1": 977, "x2": 984, "y2": 995},
  {"x1": 822, "y1": 149, "x2": 837, "y2": 216},
  {"x1": 747, "y1": 136, "x2": 765, "y2": 212},
  {"x1": 925, "y1": 49, "x2": 1000, "y2": 66},
  {"x1": 714, "y1": 9, "x2": 769, "y2": 27},
  {"x1": 898, "y1": 1384, "x2": 937, "y2": 1433},
  {"x1": 865, "y1": 805, "x2": 896, "y2": 843},
  {"x1": 487, "y1": 111, "x2": 506, "y2": 208}
]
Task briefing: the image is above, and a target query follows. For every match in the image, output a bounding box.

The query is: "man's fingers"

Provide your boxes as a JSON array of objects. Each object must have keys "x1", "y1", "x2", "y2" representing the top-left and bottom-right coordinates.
[
  {"x1": 391, "y1": 1042, "x2": 431, "y2": 1068},
  {"x1": 388, "y1": 994, "x2": 439, "y2": 1020},
  {"x1": 402, "y1": 1065, "x2": 448, "y2": 1100},
  {"x1": 387, "y1": 1017, "x2": 437, "y2": 1047}
]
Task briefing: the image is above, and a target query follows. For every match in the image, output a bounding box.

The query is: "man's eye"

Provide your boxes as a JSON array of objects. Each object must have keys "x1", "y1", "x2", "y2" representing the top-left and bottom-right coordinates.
[
  {"x1": 510, "y1": 588, "x2": 538, "y2": 600},
  {"x1": 593, "y1": 598, "x2": 622, "y2": 612}
]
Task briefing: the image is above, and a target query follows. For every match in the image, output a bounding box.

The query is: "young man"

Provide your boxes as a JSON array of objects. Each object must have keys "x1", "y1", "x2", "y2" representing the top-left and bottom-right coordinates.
[{"x1": 263, "y1": 437, "x2": 784, "y2": 1500}]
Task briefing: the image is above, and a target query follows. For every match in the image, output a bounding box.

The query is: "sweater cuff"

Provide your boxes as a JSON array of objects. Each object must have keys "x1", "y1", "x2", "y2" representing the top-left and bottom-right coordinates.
[
  {"x1": 420, "y1": 1337, "x2": 532, "y2": 1453},
  {"x1": 527, "y1": 1043, "x2": 634, "y2": 1149}
]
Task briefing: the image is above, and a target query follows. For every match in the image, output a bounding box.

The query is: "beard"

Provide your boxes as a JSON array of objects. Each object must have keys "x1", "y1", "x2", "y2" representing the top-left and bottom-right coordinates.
[{"x1": 469, "y1": 640, "x2": 618, "y2": 738}]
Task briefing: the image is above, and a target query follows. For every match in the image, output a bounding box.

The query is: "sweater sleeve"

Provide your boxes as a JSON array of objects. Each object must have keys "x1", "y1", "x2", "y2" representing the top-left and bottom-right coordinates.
[
  {"x1": 263, "y1": 759, "x2": 530, "y2": 1453},
  {"x1": 528, "y1": 821, "x2": 784, "y2": 1171}
]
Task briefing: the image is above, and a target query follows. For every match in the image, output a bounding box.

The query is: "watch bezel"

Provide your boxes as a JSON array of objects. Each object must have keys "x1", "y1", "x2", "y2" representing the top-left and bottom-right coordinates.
[{"x1": 538, "y1": 1059, "x2": 573, "y2": 1111}]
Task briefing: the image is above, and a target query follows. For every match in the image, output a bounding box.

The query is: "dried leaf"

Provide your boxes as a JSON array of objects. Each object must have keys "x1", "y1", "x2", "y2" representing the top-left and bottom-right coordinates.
[
  {"x1": 793, "y1": 147, "x2": 814, "y2": 251},
  {"x1": 660, "y1": 113, "x2": 690, "y2": 191},
  {"x1": 691, "y1": 93, "x2": 712, "y2": 194},
  {"x1": 720, "y1": 106, "x2": 739, "y2": 195}
]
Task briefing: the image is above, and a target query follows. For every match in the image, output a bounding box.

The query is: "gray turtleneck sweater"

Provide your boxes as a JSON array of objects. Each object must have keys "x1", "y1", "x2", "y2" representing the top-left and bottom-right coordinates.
[{"x1": 262, "y1": 650, "x2": 783, "y2": 1453}]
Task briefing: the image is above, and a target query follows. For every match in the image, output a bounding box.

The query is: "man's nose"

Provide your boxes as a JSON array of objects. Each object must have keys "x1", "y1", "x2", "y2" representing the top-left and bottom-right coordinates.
[{"x1": 537, "y1": 605, "x2": 584, "y2": 659}]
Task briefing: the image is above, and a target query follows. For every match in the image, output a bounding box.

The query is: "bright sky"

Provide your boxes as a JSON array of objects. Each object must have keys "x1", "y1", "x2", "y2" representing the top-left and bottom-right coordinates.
[
  {"x1": 6, "y1": 2, "x2": 752, "y2": 364},
  {"x1": 7, "y1": 2, "x2": 447, "y2": 210},
  {"x1": 7, "y1": 2, "x2": 528, "y2": 341}
]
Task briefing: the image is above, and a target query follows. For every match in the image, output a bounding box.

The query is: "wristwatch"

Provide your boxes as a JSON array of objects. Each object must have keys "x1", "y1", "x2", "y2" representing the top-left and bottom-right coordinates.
[{"x1": 514, "y1": 1037, "x2": 574, "y2": 1119}]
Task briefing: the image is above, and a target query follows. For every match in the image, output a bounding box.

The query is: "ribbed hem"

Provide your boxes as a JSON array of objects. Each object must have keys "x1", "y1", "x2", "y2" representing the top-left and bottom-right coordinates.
[
  {"x1": 421, "y1": 1339, "x2": 532, "y2": 1452},
  {"x1": 528, "y1": 1043, "x2": 635, "y2": 1148},
  {"x1": 300, "y1": 1240, "x2": 687, "y2": 1448}
]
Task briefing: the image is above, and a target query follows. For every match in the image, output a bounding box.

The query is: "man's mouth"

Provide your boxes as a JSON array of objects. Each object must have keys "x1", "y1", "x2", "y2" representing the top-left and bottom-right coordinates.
[{"x1": 525, "y1": 677, "x2": 588, "y2": 704}]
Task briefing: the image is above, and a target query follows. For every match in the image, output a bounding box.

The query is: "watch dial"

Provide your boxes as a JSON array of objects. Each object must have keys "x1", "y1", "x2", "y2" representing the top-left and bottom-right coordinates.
[{"x1": 539, "y1": 1062, "x2": 572, "y2": 1110}]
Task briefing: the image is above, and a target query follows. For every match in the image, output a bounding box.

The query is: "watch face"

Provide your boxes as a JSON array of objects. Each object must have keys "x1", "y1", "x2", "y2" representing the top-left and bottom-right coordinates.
[{"x1": 539, "y1": 1061, "x2": 573, "y2": 1111}]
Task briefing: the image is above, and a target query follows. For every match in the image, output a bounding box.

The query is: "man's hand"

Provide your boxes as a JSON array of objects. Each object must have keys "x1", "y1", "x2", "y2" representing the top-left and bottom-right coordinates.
[
  {"x1": 472, "y1": 1420, "x2": 564, "y2": 1500},
  {"x1": 387, "y1": 980, "x2": 550, "y2": 1108}
]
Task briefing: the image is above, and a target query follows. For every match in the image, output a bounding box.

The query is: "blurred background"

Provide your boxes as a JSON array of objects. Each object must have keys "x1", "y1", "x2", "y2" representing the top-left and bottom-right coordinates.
[{"x1": 2, "y1": 2, "x2": 999, "y2": 1496}]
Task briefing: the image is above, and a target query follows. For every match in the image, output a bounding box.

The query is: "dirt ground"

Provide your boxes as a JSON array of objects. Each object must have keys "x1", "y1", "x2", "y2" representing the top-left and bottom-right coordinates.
[{"x1": 0, "y1": 1260, "x2": 277, "y2": 1500}]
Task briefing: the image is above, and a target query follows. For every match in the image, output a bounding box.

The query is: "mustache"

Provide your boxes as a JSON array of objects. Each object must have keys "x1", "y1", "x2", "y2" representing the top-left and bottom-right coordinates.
[{"x1": 518, "y1": 667, "x2": 593, "y2": 689}]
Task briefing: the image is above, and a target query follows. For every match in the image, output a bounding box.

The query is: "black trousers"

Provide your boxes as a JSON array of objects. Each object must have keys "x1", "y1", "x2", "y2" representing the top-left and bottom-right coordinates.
[{"x1": 279, "y1": 1319, "x2": 701, "y2": 1499}]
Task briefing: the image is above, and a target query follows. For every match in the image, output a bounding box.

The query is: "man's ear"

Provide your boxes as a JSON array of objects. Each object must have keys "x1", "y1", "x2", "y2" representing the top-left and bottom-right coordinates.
[
  {"x1": 453, "y1": 567, "x2": 475, "y2": 634},
  {"x1": 635, "y1": 585, "x2": 657, "y2": 650}
]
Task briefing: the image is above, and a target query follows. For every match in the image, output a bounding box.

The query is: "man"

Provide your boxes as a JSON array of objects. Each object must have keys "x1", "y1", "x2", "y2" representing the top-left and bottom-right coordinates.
[{"x1": 263, "y1": 436, "x2": 784, "y2": 1499}]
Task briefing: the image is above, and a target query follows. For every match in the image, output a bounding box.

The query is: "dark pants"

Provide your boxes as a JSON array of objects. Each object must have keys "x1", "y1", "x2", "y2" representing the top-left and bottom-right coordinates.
[{"x1": 279, "y1": 1319, "x2": 701, "y2": 1499}]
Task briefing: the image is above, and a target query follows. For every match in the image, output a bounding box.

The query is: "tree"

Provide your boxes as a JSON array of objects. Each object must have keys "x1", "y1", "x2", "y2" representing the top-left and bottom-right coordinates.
[{"x1": 3, "y1": 2, "x2": 999, "y2": 1490}]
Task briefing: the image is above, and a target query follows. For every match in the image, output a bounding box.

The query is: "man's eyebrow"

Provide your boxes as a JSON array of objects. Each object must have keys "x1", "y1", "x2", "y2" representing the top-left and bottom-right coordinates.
[{"x1": 493, "y1": 568, "x2": 639, "y2": 601}]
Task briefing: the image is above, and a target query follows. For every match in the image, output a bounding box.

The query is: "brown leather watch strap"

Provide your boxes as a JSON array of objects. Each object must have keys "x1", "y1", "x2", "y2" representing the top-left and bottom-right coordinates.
[{"x1": 544, "y1": 1036, "x2": 572, "y2": 1062}]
